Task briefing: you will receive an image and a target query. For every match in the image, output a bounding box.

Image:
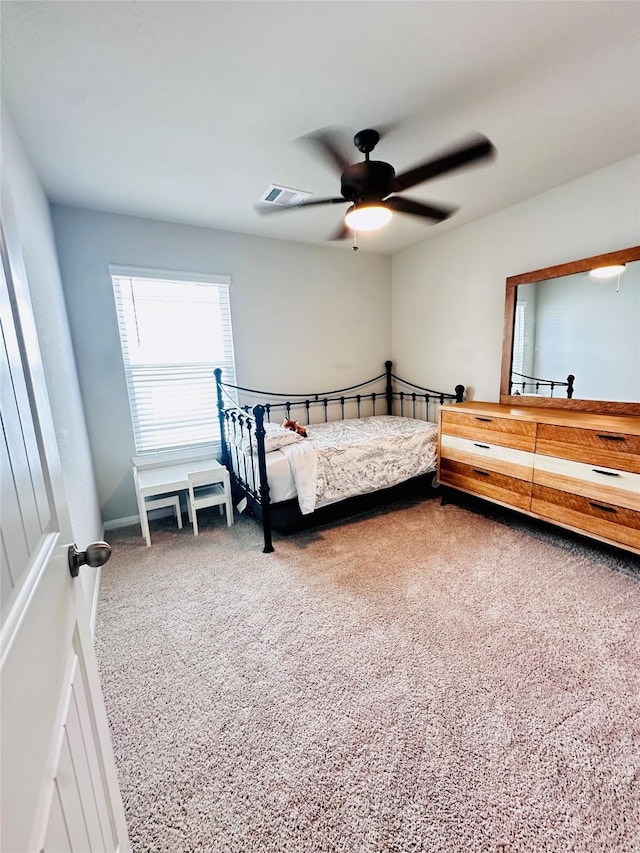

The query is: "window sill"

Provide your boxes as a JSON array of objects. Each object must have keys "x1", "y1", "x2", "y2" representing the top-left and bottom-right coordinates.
[{"x1": 132, "y1": 444, "x2": 220, "y2": 471}]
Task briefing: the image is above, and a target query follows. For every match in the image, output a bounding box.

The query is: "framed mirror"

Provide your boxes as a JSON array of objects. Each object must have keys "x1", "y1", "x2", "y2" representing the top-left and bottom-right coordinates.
[{"x1": 500, "y1": 246, "x2": 640, "y2": 415}]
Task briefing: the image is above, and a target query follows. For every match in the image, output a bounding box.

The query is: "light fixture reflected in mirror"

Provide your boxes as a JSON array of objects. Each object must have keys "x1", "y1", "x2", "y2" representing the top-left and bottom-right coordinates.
[
  {"x1": 345, "y1": 203, "x2": 392, "y2": 231},
  {"x1": 589, "y1": 264, "x2": 626, "y2": 278},
  {"x1": 590, "y1": 263, "x2": 626, "y2": 292}
]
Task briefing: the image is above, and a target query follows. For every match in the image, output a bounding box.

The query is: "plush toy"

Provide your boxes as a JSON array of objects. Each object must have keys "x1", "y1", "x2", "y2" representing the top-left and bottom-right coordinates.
[{"x1": 282, "y1": 418, "x2": 308, "y2": 437}]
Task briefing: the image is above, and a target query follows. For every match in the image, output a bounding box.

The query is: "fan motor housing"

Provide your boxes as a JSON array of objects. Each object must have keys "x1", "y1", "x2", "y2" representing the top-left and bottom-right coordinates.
[{"x1": 340, "y1": 160, "x2": 396, "y2": 202}]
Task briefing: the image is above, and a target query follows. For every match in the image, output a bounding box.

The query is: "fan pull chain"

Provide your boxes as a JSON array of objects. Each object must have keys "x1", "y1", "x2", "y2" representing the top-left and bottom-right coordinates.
[{"x1": 353, "y1": 230, "x2": 359, "y2": 251}]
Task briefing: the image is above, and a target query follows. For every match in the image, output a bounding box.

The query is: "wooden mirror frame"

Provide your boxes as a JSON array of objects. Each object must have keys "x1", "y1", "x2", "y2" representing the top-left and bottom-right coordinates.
[{"x1": 500, "y1": 245, "x2": 640, "y2": 415}]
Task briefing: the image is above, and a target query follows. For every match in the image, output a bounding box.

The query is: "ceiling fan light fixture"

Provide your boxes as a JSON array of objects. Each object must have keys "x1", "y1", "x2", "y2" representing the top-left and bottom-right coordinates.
[
  {"x1": 589, "y1": 264, "x2": 626, "y2": 279},
  {"x1": 345, "y1": 204, "x2": 392, "y2": 231}
]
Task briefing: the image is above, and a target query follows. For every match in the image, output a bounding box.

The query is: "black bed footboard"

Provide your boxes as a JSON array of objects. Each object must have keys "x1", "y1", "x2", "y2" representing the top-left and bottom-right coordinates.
[{"x1": 215, "y1": 361, "x2": 465, "y2": 553}]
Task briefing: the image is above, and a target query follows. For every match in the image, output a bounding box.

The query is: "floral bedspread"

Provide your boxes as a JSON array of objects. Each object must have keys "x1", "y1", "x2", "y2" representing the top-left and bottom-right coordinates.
[{"x1": 279, "y1": 415, "x2": 438, "y2": 514}]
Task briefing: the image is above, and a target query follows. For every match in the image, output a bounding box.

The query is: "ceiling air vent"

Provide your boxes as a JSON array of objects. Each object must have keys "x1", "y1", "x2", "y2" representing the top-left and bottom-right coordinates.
[{"x1": 260, "y1": 184, "x2": 311, "y2": 206}]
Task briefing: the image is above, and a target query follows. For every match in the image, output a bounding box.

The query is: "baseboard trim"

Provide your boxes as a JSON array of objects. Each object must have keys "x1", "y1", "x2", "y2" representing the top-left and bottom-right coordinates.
[
  {"x1": 103, "y1": 505, "x2": 179, "y2": 532},
  {"x1": 103, "y1": 514, "x2": 140, "y2": 531}
]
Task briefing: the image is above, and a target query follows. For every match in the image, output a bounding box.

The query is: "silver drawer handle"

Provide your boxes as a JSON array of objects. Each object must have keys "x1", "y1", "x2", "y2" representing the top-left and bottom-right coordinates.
[
  {"x1": 592, "y1": 469, "x2": 621, "y2": 477},
  {"x1": 473, "y1": 443, "x2": 490, "y2": 449}
]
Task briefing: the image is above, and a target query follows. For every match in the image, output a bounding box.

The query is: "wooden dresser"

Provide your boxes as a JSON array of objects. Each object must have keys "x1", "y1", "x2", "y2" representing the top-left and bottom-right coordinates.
[{"x1": 438, "y1": 402, "x2": 640, "y2": 555}]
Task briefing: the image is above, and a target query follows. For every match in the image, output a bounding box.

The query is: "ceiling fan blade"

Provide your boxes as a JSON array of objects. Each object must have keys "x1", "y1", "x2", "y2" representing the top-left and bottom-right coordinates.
[
  {"x1": 385, "y1": 196, "x2": 455, "y2": 222},
  {"x1": 393, "y1": 134, "x2": 496, "y2": 192},
  {"x1": 298, "y1": 127, "x2": 353, "y2": 174},
  {"x1": 255, "y1": 197, "x2": 348, "y2": 215},
  {"x1": 327, "y1": 222, "x2": 350, "y2": 241}
]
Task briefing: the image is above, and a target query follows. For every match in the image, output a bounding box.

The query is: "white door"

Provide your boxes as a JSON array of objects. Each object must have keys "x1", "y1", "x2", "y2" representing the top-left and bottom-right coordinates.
[{"x1": 0, "y1": 183, "x2": 130, "y2": 852}]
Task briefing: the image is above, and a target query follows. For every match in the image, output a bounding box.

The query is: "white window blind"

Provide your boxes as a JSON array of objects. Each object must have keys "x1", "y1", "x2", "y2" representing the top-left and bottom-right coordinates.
[
  {"x1": 110, "y1": 268, "x2": 236, "y2": 455},
  {"x1": 512, "y1": 301, "x2": 526, "y2": 376}
]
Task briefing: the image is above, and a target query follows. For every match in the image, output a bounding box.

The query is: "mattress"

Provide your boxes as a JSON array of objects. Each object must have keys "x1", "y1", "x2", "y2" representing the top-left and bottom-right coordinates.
[{"x1": 236, "y1": 415, "x2": 438, "y2": 514}]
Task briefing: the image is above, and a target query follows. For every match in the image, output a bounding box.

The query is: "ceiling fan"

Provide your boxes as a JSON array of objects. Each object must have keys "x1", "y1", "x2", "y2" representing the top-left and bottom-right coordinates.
[{"x1": 257, "y1": 127, "x2": 496, "y2": 240}]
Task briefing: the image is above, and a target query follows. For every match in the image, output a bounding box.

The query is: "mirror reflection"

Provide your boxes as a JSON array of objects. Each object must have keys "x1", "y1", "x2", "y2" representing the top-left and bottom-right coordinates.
[{"x1": 510, "y1": 259, "x2": 640, "y2": 403}]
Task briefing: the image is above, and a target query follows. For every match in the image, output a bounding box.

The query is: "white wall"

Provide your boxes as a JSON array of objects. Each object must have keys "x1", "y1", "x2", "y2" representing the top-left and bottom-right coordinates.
[
  {"x1": 391, "y1": 155, "x2": 640, "y2": 403},
  {"x1": 51, "y1": 206, "x2": 391, "y2": 522},
  {"x1": 2, "y1": 110, "x2": 103, "y2": 602}
]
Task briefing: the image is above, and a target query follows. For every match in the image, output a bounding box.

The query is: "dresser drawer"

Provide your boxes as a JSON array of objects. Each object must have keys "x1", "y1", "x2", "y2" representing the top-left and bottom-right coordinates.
[
  {"x1": 536, "y1": 424, "x2": 640, "y2": 473},
  {"x1": 441, "y1": 410, "x2": 536, "y2": 452},
  {"x1": 441, "y1": 434, "x2": 534, "y2": 481},
  {"x1": 532, "y1": 484, "x2": 640, "y2": 551},
  {"x1": 440, "y1": 458, "x2": 532, "y2": 510},
  {"x1": 533, "y1": 455, "x2": 640, "y2": 512}
]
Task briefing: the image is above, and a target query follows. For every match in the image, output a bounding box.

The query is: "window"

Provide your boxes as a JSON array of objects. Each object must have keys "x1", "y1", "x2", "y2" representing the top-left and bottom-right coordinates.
[
  {"x1": 110, "y1": 266, "x2": 236, "y2": 455},
  {"x1": 512, "y1": 301, "x2": 526, "y2": 376}
]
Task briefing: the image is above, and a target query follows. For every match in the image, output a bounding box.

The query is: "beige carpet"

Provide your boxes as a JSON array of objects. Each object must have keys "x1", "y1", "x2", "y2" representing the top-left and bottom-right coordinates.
[{"x1": 95, "y1": 496, "x2": 640, "y2": 852}]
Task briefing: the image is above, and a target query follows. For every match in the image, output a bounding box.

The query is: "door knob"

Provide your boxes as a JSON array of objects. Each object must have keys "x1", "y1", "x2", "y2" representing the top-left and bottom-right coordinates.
[{"x1": 68, "y1": 541, "x2": 112, "y2": 578}]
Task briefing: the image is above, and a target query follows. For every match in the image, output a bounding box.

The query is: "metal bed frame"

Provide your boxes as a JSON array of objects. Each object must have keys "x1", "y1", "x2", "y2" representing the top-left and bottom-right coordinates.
[
  {"x1": 509, "y1": 371, "x2": 575, "y2": 398},
  {"x1": 215, "y1": 360, "x2": 464, "y2": 552}
]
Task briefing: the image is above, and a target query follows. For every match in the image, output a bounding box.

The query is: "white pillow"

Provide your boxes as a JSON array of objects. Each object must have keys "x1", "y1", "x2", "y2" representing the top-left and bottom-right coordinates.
[{"x1": 237, "y1": 421, "x2": 304, "y2": 455}]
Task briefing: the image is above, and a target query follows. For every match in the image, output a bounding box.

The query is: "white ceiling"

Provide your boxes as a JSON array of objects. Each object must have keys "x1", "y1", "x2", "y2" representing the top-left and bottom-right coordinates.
[{"x1": 2, "y1": 1, "x2": 639, "y2": 255}]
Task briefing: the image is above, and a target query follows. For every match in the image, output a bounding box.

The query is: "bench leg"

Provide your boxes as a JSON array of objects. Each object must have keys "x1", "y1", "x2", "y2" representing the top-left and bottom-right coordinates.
[
  {"x1": 137, "y1": 494, "x2": 152, "y2": 546},
  {"x1": 174, "y1": 495, "x2": 183, "y2": 529}
]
